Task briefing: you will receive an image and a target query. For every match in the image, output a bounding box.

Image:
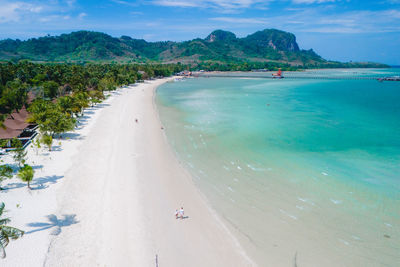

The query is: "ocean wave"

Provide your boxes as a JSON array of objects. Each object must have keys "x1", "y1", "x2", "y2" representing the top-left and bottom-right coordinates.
[
  {"x1": 330, "y1": 199, "x2": 343, "y2": 205},
  {"x1": 247, "y1": 164, "x2": 265, "y2": 171},
  {"x1": 279, "y1": 209, "x2": 297, "y2": 220},
  {"x1": 338, "y1": 239, "x2": 350, "y2": 246},
  {"x1": 298, "y1": 197, "x2": 315, "y2": 206}
]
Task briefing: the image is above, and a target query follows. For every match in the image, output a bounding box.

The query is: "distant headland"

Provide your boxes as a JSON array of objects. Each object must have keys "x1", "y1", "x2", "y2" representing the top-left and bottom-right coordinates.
[{"x1": 0, "y1": 29, "x2": 388, "y2": 69}]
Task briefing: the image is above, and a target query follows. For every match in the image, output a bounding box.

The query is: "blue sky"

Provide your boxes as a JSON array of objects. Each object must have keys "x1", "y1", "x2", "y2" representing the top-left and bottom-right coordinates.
[{"x1": 1, "y1": 0, "x2": 400, "y2": 64}]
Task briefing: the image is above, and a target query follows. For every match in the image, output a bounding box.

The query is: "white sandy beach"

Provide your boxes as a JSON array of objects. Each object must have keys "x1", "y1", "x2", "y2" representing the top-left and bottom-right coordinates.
[{"x1": 1, "y1": 78, "x2": 253, "y2": 266}]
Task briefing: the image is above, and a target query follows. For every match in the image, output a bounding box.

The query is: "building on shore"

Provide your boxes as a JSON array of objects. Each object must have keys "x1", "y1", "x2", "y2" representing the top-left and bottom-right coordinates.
[{"x1": 0, "y1": 107, "x2": 38, "y2": 150}]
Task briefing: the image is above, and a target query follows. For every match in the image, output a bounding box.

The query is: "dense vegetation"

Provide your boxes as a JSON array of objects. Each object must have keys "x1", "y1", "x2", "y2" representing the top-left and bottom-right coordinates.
[
  {"x1": 0, "y1": 61, "x2": 184, "y2": 135},
  {"x1": 0, "y1": 29, "x2": 388, "y2": 68}
]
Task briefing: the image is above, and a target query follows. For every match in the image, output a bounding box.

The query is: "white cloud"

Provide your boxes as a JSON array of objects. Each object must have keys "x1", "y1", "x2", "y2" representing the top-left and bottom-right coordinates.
[
  {"x1": 0, "y1": 0, "x2": 89, "y2": 25},
  {"x1": 152, "y1": 1, "x2": 199, "y2": 7},
  {"x1": 211, "y1": 17, "x2": 268, "y2": 24},
  {"x1": 208, "y1": 8, "x2": 400, "y2": 34},
  {"x1": 39, "y1": 14, "x2": 70, "y2": 23},
  {"x1": 143, "y1": 33, "x2": 155, "y2": 39},
  {"x1": 292, "y1": 0, "x2": 335, "y2": 3},
  {"x1": 0, "y1": 1, "x2": 43, "y2": 23},
  {"x1": 302, "y1": 27, "x2": 362, "y2": 33},
  {"x1": 151, "y1": 0, "x2": 269, "y2": 10},
  {"x1": 130, "y1": 11, "x2": 144, "y2": 15},
  {"x1": 300, "y1": 9, "x2": 400, "y2": 33},
  {"x1": 78, "y1": 12, "x2": 87, "y2": 19},
  {"x1": 111, "y1": 0, "x2": 139, "y2": 7},
  {"x1": 66, "y1": 0, "x2": 76, "y2": 7},
  {"x1": 385, "y1": 9, "x2": 400, "y2": 18}
]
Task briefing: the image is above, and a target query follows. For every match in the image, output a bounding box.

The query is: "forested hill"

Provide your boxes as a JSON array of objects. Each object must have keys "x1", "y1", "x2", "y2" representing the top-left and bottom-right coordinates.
[{"x1": 0, "y1": 29, "x2": 387, "y2": 68}]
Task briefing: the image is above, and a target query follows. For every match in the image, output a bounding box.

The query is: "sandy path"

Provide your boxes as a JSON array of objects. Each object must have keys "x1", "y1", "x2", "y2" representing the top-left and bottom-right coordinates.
[{"x1": 44, "y1": 79, "x2": 253, "y2": 266}]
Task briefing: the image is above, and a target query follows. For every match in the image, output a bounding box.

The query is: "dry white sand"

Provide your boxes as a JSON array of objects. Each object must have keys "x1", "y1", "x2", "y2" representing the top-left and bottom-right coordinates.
[
  {"x1": 0, "y1": 89, "x2": 115, "y2": 266},
  {"x1": 1, "y1": 78, "x2": 253, "y2": 266}
]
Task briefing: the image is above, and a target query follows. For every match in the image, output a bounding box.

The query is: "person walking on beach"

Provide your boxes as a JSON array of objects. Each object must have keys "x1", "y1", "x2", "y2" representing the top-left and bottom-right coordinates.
[
  {"x1": 179, "y1": 207, "x2": 184, "y2": 219},
  {"x1": 175, "y1": 209, "x2": 179, "y2": 219}
]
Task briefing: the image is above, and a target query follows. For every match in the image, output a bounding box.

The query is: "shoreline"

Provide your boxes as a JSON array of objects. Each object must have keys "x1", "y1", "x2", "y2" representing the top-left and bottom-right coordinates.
[
  {"x1": 153, "y1": 74, "x2": 400, "y2": 266},
  {"x1": 152, "y1": 80, "x2": 255, "y2": 264},
  {"x1": 45, "y1": 77, "x2": 253, "y2": 266},
  {"x1": 0, "y1": 77, "x2": 253, "y2": 266}
]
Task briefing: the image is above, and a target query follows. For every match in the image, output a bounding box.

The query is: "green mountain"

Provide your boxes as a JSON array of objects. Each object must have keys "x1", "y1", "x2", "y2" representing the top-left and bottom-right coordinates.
[{"x1": 0, "y1": 29, "x2": 387, "y2": 67}]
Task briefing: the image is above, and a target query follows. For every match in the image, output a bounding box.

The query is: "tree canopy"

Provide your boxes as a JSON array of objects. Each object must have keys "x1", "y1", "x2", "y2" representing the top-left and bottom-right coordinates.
[{"x1": 1, "y1": 61, "x2": 183, "y2": 135}]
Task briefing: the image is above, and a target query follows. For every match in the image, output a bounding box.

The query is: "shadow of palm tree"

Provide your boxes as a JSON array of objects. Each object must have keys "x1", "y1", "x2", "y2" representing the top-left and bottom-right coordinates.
[
  {"x1": 31, "y1": 175, "x2": 63, "y2": 190},
  {"x1": 90, "y1": 103, "x2": 110, "y2": 110},
  {"x1": 5, "y1": 175, "x2": 63, "y2": 190},
  {"x1": 26, "y1": 214, "x2": 78, "y2": 235},
  {"x1": 61, "y1": 132, "x2": 83, "y2": 140},
  {"x1": 31, "y1": 164, "x2": 44, "y2": 170},
  {"x1": 48, "y1": 145, "x2": 62, "y2": 152}
]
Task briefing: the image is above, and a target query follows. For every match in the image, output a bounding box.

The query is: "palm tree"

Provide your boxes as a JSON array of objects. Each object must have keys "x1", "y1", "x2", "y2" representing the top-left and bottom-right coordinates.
[
  {"x1": 0, "y1": 202, "x2": 24, "y2": 258},
  {"x1": 41, "y1": 134, "x2": 53, "y2": 151},
  {"x1": 0, "y1": 165, "x2": 13, "y2": 190},
  {"x1": 17, "y1": 165, "x2": 34, "y2": 189}
]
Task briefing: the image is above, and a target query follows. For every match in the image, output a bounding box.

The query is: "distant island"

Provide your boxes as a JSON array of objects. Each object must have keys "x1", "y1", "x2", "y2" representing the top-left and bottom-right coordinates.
[{"x1": 0, "y1": 29, "x2": 388, "y2": 70}]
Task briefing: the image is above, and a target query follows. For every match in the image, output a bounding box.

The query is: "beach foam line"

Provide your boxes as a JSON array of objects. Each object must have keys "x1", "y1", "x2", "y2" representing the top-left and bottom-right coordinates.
[
  {"x1": 298, "y1": 197, "x2": 316, "y2": 206},
  {"x1": 279, "y1": 209, "x2": 298, "y2": 220},
  {"x1": 338, "y1": 239, "x2": 350, "y2": 246},
  {"x1": 247, "y1": 164, "x2": 265, "y2": 171},
  {"x1": 330, "y1": 199, "x2": 343, "y2": 205}
]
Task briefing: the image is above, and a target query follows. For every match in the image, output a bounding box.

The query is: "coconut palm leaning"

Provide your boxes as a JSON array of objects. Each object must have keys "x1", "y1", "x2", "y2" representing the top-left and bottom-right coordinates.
[{"x1": 0, "y1": 202, "x2": 24, "y2": 258}]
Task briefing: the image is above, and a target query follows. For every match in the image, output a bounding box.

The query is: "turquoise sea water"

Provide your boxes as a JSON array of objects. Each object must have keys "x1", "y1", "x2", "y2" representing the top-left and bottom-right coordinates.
[{"x1": 156, "y1": 69, "x2": 400, "y2": 265}]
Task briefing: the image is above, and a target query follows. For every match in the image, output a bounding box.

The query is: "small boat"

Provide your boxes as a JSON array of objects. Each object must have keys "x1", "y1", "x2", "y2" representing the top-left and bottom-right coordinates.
[{"x1": 272, "y1": 68, "x2": 284, "y2": 79}]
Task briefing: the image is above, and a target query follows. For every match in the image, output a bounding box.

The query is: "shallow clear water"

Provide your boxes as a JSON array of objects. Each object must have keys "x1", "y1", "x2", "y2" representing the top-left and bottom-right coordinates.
[{"x1": 156, "y1": 69, "x2": 400, "y2": 265}]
